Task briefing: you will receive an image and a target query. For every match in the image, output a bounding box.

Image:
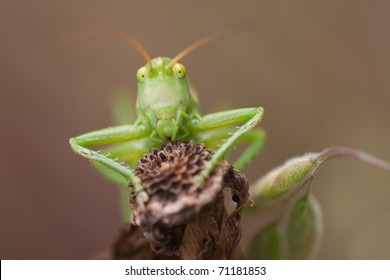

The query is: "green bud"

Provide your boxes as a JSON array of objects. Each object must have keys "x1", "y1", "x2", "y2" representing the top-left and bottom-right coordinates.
[
  {"x1": 251, "y1": 153, "x2": 320, "y2": 205},
  {"x1": 245, "y1": 147, "x2": 390, "y2": 259}
]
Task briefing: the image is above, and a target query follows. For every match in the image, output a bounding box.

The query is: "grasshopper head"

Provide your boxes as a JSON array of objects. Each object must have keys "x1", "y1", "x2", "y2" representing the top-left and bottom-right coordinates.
[
  {"x1": 102, "y1": 24, "x2": 228, "y2": 139},
  {"x1": 136, "y1": 57, "x2": 191, "y2": 139}
]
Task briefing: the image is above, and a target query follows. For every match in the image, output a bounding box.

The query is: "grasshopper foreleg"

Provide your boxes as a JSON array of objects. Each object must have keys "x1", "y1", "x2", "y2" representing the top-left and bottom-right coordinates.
[
  {"x1": 69, "y1": 124, "x2": 151, "y2": 194},
  {"x1": 188, "y1": 107, "x2": 265, "y2": 188}
]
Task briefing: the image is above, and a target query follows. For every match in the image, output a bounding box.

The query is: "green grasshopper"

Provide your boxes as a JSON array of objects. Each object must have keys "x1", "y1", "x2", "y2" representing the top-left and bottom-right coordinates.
[
  {"x1": 69, "y1": 24, "x2": 390, "y2": 259},
  {"x1": 69, "y1": 25, "x2": 265, "y2": 206}
]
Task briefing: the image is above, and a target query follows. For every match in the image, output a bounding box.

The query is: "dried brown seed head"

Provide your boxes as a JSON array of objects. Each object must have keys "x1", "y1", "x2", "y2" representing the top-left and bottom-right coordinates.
[{"x1": 126, "y1": 141, "x2": 249, "y2": 258}]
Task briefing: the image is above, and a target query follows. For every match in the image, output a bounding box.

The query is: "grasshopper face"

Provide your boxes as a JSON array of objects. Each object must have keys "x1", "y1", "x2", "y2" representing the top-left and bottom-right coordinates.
[{"x1": 136, "y1": 57, "x2": 192, "y2": 139}]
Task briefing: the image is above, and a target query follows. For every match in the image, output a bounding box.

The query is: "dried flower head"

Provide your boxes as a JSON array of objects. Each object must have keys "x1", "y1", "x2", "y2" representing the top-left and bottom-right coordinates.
[{"x1": 123, "y1": 141, "x2": 249, "y2": 258}]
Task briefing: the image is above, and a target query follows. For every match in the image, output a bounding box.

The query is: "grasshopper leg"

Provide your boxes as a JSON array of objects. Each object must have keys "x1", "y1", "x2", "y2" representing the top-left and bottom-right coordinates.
[
  {"x1": 200, "y1": 127, "x2": 266, "y2": 170},
  {"x1": 172, "y1": 110, "x2": 188, "y2": 140},
  {"x1": 92, "y1": 139, "x2": 157, "y2": 186},
  {"x1": 188, "y1": 107, "x2": 264, "y2": 187},
  {"x1": 69, "y1": 124, "x2": 152, "y2": 194},
  {"x1": 91, "y1": 138, "x2": 157, "y2": 222}
]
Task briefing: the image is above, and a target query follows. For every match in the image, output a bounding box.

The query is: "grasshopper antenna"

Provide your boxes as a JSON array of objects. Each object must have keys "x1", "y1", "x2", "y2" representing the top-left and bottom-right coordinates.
[
  {"x1": 75, "y1": 20, "x2": 153, "y2": 69},
  {"x1": 168, "y1": 21, "x2": 258, "y2": 68}
]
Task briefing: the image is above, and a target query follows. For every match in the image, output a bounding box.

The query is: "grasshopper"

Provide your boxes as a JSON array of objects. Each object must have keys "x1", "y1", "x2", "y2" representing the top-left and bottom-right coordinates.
[
  {"x1": 69, "y1": 24, "x2": 390, "y2": 259},
  {"x1": 69, "y1": 24, "x2": 265, "y2": 206}
]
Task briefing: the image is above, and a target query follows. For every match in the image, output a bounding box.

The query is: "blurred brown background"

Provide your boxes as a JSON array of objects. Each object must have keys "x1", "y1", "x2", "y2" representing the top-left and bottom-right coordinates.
[{"x1": 0, "y1": 0, "x2": 389, "y2": 259}]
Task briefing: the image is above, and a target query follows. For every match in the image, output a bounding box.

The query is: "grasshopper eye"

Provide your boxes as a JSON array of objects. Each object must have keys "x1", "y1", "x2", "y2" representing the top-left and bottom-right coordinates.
[
  {"x1": 173, "y1": 63, "x2": 186, "y2": 78},
  {"x1": 136, "y1": 67, "x2": 147, "y2": 82}
]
